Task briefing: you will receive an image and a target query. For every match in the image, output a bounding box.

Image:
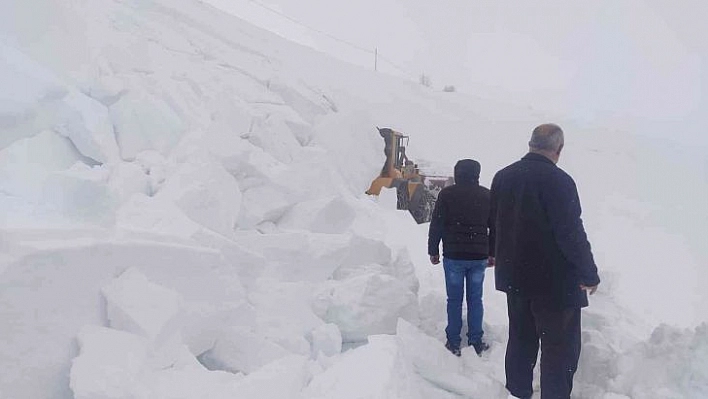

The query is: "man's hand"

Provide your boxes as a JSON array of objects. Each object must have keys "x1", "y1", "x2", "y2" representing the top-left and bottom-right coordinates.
[
  {"x1": 580, "y1": 285, "x2": 598, "y2": 295},
  {"x1": 487, "y1": 256, "x2": 495, "y2": 267},
  {"x1": 430, "y1": 255, "x2": 440, "y2": 265}
]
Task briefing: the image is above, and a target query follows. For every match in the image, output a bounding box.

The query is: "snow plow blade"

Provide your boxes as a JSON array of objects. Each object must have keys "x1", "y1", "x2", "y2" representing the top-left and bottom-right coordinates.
[{"x1": 365, "y1": 127, "x2": 453, "y2": 224}]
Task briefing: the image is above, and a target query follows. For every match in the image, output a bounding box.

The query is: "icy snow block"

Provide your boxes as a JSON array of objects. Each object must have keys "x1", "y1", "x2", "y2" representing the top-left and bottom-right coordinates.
[
  {"x1": 108, "y1": 162, "x2": 150, "y2": 203},
  {"x1": 315, "y1": 273, "x2": 419, "y2": 342},
  {"x1": 339, "y1": 235, "x2": 392, "y2": 269},
  {"x1": 310, "y1": 323, "x2": 342, "y2": 357},
  {"x1": 116, "y1": 194, "x2": 204, "y2": 238},
  {"x1": 246, "y1": 112, "x2": 305, "y2": 163},
  {"x1": 191, "y1": 229, "x2": 267, "y2": 285},
  {"x1": 610, "y1": 323, "x2": 708, "y2": 399},
  {"x1": 70, "y1": 325, "x2": 149, "y2": 399},
  {"x1": 235, "y1": 231, "x2": 350, "y2": 282},
  {"x1": 0, "y1": 42, "x2": 68, "y2": 148},
  {"x1": 198, "y1": 327, "x2": 292, "y2": 374},
  {"x1": 305, "y1": 335, "x2": 421, "y2": 399},
  {"x1": 102, "y1": 267, "x2": 181, "y2": 343},
  {"x1": 56, "y1": 90, "x2": 120, "y2": 164},
  {"x1": 0, "y1": 130, "x2": 82, "y2": 200},
  {"x1": 109, "y1": 89, "x2": 186, "y2": 160},
  {"x1": 42, "y1": 163, "x2": 117, "y2": 224},
  {"x1": 157, "y1": 160, "x2": 241, "y2": 237},
  {"x1": 238, "y1": 184, "x2": 294, "y2": 229},
  {"x1": 333, "y1": 240, "x2": 419, "y2": 295},
  {"x1": 278, "y1": 196, "x2": 356, "y2": 234}
]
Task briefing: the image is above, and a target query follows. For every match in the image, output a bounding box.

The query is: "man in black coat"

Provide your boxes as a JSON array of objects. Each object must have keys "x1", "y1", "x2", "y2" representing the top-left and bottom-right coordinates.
[
  {"x1": 428, "y1": 159, "x2": 492, "y2": 357},
  {"x1": 490, "y1": 124, "x2": 600, "y2": 399}
]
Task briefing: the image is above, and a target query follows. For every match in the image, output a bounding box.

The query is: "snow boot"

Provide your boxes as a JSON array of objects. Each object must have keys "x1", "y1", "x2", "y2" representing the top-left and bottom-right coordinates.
[
  {"x1": 445, "y1": 340, "x2": 461, "y2": 357},
  {"x1": 470, "y1": 340, "x2": 490, "y2": 356}
]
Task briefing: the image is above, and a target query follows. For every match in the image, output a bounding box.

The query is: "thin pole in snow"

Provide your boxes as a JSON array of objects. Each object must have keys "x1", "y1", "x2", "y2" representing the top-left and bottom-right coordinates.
[{"x1": 375, "y1": 47, "x2": 378, "y2": 71}]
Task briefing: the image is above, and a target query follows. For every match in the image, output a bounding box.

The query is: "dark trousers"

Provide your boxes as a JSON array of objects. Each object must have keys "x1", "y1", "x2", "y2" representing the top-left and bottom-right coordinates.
[{"x1": 505, "y1": 294, "x2": 581, "y2": 399}]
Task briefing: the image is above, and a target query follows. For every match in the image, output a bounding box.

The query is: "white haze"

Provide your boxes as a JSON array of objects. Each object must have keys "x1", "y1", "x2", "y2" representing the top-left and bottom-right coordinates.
[{"x1": 207, "y1": 0, "x2": 708, "y2": 145}]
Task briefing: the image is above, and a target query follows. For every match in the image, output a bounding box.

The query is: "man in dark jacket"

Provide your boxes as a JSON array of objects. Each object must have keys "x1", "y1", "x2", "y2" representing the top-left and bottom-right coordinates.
[
  {"x1": 490, "y1": 124, "x2": 600, "y2": 399},
  {"x1": 428, "y1": 159, "x2": 492, "y2": 357}
]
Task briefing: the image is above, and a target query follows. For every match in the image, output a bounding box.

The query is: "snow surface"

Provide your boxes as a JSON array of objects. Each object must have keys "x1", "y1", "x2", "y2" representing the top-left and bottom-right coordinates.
[{"x1": 0, "y1": 0, "x2": 707, "y2": 398}]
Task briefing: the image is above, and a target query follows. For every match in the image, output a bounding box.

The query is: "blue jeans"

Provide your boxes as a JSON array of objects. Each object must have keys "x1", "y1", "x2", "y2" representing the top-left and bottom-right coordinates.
[{"x1": 443, "y1": 258, "x2": 487, "y2": 347}]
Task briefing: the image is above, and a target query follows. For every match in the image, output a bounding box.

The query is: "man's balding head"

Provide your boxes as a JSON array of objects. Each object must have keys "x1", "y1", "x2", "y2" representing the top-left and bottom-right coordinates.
[{"x1": 529, "y1": 123, "x2": 564, "y2": 163}]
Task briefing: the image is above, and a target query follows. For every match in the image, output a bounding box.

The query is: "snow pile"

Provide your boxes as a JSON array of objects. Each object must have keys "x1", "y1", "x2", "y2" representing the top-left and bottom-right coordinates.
[{"x1": 1, "y1": 0, "x2": 707, "y2": 398}]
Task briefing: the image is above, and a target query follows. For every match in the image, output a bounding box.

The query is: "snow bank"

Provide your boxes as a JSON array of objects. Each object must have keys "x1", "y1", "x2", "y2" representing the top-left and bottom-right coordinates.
[
  {"x1": 0, "y1": 238, "x2": 246, "y2": 399},
  {"x1": 597, "y1": 323, "x2": 708, "y2": 399},
  {"x1": 70, "y1": 325, "x2": 244, "y2": 399}
]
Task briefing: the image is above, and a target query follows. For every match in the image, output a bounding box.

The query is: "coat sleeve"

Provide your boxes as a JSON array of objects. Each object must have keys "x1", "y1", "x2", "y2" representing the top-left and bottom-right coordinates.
[
  {"x1": 488, "y1": 175, "x2": 498, "y2": 257},
  {"x1": 427, "y1": 190, "x2": 445, "y2": 256},
  {"x1": 543, "y1": 173, "x2": 600, "y2": 286}
]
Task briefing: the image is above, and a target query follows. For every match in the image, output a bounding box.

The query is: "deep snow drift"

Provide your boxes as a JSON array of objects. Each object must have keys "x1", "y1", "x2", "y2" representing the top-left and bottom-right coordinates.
[{"x1": 1, "y1": 0, "x2": 707, "y2": 398}]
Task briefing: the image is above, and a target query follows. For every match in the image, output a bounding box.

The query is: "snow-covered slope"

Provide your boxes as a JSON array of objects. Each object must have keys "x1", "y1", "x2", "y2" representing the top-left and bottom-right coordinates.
[{"x1": 1, "y1": 0, "x2": 706, "y2": 398}]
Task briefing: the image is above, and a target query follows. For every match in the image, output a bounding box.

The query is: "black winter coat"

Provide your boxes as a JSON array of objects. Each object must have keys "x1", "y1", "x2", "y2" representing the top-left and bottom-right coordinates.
[
  {"x1": 490, "y1": 153, "x2": 600, "y2": 308},
  {"x1": 428, "y1": 180, "x2": 491, "y2": 261}
]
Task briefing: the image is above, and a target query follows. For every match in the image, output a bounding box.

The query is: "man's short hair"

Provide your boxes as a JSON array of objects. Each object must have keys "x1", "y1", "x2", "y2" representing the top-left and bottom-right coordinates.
[{"x1": 529, "y1": 124, "x2": 564, "y2": 152}]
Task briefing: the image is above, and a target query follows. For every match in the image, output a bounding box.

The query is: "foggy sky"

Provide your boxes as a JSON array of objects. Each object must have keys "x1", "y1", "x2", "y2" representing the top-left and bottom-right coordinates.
[{"x1": 205, "y1": 0, "x2": 706, "y2": 144}]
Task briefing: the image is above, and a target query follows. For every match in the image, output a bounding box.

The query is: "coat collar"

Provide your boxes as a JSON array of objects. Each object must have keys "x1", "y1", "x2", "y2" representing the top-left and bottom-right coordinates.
[{"x1": 522, "y1": 152, "x2": 556, "y2": 165}]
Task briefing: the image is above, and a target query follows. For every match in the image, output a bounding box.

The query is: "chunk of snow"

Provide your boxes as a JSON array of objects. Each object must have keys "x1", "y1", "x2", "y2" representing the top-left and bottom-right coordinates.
[
  {"x1": 0, "y1": 42, "x2": 69, "y2": 149},
  {"x1": 109, "y1": 89, "x2": 186, "y2": 160},
  {"x1": 235, "y1": 231, "x2": 351, "y2": 282},
  {"x1": 609, "y1": 323, "x2": 708, "y2": 399},
  {"x1": 395, "y1": 319, "x2": 506, "y2": 397},
  {"x1": 108, "y1": 162, "x2": 151, "y2": 202},
  {"x1": 70, "y1": 326, "x2": 150, "y2": 399},
  {"x1": 55, "y1": 90, "x2": 120, "y2": 164},
  {"x1": 332, "y1": 237, "x2": 419, "y2": 294},
  {"x1": 238, "y1": 184, "x2": 293, "y2": 229},
  {"x1": 315, "y1": 273, "x2": 419, "y2": 342},
  {"x1": 116, "y1": 193, "x2": 203, "y2": 238},
  {"x1": 101, "y1": 267, "x2": 181, "y2": 343},
  {"x1": 198, "y1": 327, "x2": 292, "y2": 374},
  {"x1": 42, "y1": 162, "x2": 117, "y2": 225},
  {"x1": 245, "y1": 112, "x2": 305, "y2": 163},
  {"x1": 70, "y1": 325, "x2": 244, "y2": 399},
  {"x1": 0, "y1": 130, "x2": 82, "y2": 200},
  {"x1": 157, "y1": 160, "x2": 241, "y2": 236},
  {"x1": 305, "y1": 335, "x2": 422, "y2": 399},
  {"x1": 191, "y1": 229, "x2": 267, "y2": 285},
  {"x1": 278, "y1": 196, "x2": 356, "y2": 234},
  {"x1": 0, "y1": 239, "x2": 246, "y2": 398},
  {"x1": 309, "y1": 323, "x2": 342, "y2": 357}
]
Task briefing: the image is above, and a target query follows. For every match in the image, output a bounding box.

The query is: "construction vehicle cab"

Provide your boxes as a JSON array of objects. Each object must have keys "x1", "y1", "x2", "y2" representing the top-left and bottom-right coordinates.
[{"x1": 366, "y1": 127, "x2": 453, "y2": 223}]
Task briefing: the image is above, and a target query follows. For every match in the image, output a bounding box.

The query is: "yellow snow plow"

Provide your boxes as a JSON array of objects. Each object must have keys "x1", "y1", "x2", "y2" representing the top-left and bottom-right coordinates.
[{"x1": 365, "y1": 127, "x2": 453, "y2": 223}]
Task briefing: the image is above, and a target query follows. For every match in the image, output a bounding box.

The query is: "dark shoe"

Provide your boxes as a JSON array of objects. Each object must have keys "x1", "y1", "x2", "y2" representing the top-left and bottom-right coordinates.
[
  {"x1": 445, "y1": 340, "x2": 461, "y2": 357},
  {"x1": 469, "y1": 340, "x2": 490, "y2": 356}
]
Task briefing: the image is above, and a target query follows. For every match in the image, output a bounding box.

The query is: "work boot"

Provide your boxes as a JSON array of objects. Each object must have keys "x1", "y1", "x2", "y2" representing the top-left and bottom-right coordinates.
[
  {"x1": 469, "y1": 340, "x2": 490, "y2": 356},
  {"x1": 444, "y1": 340, "x2": 461, "y2": 357}
]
